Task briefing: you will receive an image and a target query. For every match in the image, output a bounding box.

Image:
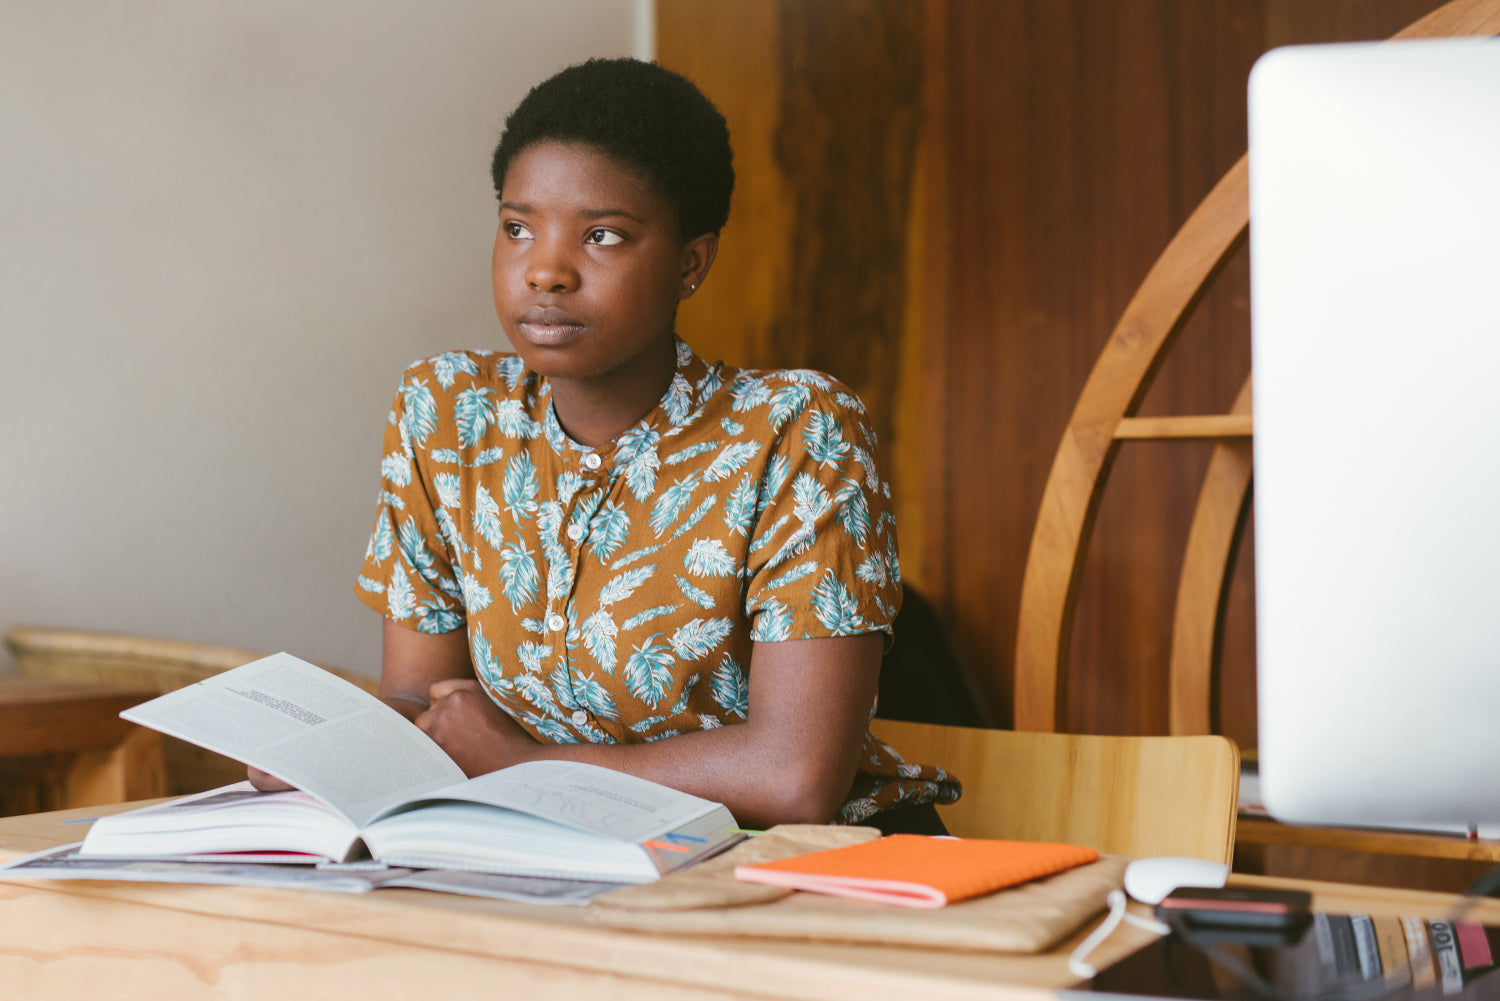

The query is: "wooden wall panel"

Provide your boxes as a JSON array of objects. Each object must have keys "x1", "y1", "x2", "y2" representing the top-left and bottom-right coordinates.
[
  {"x1": 659, "y1": 0, "x2": 1444, "y2": 736},
  {"x1": 657, "y1": 0, "x2": 947, "y2": 594},
  {"x1": 944, "y1": 0, "x2": 1443, "y2": 734}
]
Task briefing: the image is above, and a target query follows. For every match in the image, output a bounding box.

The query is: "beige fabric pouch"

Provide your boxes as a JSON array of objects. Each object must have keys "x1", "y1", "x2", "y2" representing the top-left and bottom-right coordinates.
[{"x1": 587, "y1": 824, "x2": 1127, "y2": 954}]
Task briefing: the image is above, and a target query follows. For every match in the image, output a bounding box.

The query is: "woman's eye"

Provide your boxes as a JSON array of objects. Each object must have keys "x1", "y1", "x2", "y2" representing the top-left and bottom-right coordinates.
[
  {"x1": 586, "y1": 229, "x2": 624, "y2": 246},
  {"x1": 503, "y1": 221, "x2": 532, "y2": 240}
]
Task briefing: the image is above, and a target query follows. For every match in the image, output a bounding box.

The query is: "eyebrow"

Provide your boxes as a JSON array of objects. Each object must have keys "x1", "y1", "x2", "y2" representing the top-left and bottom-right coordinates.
[{"x1": 498, "y1": 201, "x2": 647, "y2": 224}]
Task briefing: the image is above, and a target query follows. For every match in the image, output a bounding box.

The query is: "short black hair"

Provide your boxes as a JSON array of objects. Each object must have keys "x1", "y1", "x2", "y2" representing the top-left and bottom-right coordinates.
[{"x1": 490, "y1": 58, "x2": 734, "y2": 240}]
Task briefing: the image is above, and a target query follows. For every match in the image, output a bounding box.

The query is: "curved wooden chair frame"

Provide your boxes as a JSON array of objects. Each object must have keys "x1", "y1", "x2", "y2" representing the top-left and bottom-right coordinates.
[
  {"x1": 1012, "y1": 0, "x2": 1500, "y2": 857},
  {"x1": 1015, "y1": 0, "x2": 1500, "y2": 734}
]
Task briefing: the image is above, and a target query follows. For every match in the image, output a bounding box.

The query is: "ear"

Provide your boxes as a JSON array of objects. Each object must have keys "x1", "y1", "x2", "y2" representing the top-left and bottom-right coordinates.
[{"x1": 678, "y1": 233, "x2": 719, "y2": 300}]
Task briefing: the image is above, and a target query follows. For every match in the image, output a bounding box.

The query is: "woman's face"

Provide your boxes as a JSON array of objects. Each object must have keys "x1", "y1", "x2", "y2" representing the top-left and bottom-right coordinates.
[{"x1": 491, "y1": 141, "x2": 713, "y2": 389}]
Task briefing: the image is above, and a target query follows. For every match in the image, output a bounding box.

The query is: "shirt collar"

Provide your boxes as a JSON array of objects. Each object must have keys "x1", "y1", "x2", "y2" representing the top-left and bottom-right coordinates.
[{"x1": 533, "y1": 338, "x2": 723, "y2": 468}]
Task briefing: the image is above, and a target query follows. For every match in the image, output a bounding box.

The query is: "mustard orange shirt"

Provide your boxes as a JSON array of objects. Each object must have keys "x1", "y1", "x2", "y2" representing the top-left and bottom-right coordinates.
[{"x1": 355, "y1": 339, "x2": 960, "y2": 822}]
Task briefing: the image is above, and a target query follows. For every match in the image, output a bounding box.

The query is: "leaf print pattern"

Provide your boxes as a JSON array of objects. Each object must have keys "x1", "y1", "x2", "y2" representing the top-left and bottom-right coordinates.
[
  {"x1": 665, "y1": 441, "x2": 719, "y2": 466},
  {"x1": 357, "y1": 344, "x2": 955, "y2": 824},
  {"x1": 597, "y1": 565, "x2": 655, "y2": 607},
  {"x1": 429, "y1": 351, "x2": 480, "y2": 389},
  {"x1": 581, "y1": 609, "x2": 618, "y2": 672},
  {"x1": 502, "y1": 453, "x2": 539, "y2": 520},
  {"x1": 497, "y1": 535, "x2": 539, "y2": 610},
  {"x1": 835, "y1": 479, "x2": 871, "y2": 548},
  {"x1": 382, "y1": 452, "x2": 413, "y2": 487},
  {"x1": 472, "y1": 485, "x2": 505, "y2": 549},
  {"x1": 399, "y1": 379, "x2": 439, "y2": 446},
  {"x1": 588, "y1": 502, "x2": 631, "y2": 560},
  {"x1": 669, "y1": 617, "x2": 733, "y2": 662},
  {"x1": 722, "y1": 474, "x2": 757, "y2": 536},
  {"x1": 621, "y1": 604, "x2": 678, "y2": 632},
  {"x1": 668, "y1": 495, "x2": 717, "y2": 541},
  {"x1": 683, "y1": 538, "x2": 736, "y2": 577},
  {"x1": 369, "y1": 510, "x2": 394, "y2": 562},
  {"x1": 455, "y1": 386, "x2": 499, "y2": 448},
  {"x1": 417, "y1": 597, "x2": 462, "y2": 635},
  {"x1": 387, "y1": 565, "x2": 415, "y2": 620},
  {"x1": 802, "y1": 409, "x2": 852, "y2": 468},
  {"x1": 751, "y1": 597, "x2": 793, "y2": 642},
  {"x1": 624, "y1": 634, "x2": 675, "y2": 707},
  {"x1": 709, "y1": 654, "x2": 748, "y2": 720},
  {"x1": 433, "y1": 472, "x2": 462, "y2": 509},
  {"x1": 810, "y1": 570, "x2": 867, "y2": 635},
  {"x1": 675, "y1": 576, "x2": 716, "y2": 609},
  {"x1": 492, "y1": 399, "x2": 538, "y2": 439},
  {"x1": 756, "y1": 455, "x2": 789, "y2": 516},
  {"x1": 703, "y1": 441, "x2": 760, "y2": 482},
  {"x1": 459, "y1": 572, "x2": 492, "y2": 614},
  {"x1": 649, "y1": 473, "x2": 701, "y2": 536},
  {"x1": 763, "y1": 559, "x2": 818, "y2": 592}
]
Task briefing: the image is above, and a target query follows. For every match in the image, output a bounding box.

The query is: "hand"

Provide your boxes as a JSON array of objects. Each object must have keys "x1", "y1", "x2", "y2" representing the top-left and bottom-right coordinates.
[
  {"x1": 415, "y1": 678, "x2": 538, "y2": 777},
  {"x1": 246, "y1": 766, "x2": 295, "y2": 792}
]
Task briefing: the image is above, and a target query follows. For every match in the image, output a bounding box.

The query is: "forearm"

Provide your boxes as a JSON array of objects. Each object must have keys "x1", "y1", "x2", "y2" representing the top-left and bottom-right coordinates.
[
  {"x1": 423, "y1": 634, "x2": 885, "y2": 828},
  {"x1": 507, "y1": 718, "x2": 860, "y2": 829}
]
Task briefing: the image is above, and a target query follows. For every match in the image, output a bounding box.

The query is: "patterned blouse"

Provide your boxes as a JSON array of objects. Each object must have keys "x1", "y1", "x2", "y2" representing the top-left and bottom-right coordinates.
[{"x1": 354, "y1": 338, "x2": 960, "y2": 822}]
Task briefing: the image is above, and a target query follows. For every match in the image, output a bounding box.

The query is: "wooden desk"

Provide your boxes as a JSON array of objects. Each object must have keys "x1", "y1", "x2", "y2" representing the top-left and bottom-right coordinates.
[
  {"x1": 2, "y1": 804, "x2": 1499, "y2": 1001},
  {"x1": 0, "y1": 678, "x2": 164, "y2": 813}
]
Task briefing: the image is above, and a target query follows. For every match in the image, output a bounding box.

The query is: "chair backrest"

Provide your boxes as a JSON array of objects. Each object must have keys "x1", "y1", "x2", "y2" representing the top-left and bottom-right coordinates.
[
  {"x1": 871, "y1": 718, "x2": 1240, "y2": 863},
  {"x1": 1011, "y1": 0, "x2": 1500, "y2": 737}
]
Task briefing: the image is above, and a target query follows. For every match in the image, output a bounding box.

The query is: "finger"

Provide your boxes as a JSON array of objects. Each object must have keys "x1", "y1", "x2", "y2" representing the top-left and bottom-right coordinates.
[
  {"x1": 428, "y1": 677, "x2": 479, "y2": 701},
  {"x1": 247, "y1": 766, "x2": 295, "y2": 792}
]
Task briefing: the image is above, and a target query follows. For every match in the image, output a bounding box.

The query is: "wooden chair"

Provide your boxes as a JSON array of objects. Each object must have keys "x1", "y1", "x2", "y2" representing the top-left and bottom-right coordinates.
[
  {"x1": 1011, "y1": 0, "x2": 1500, "y2": 866},
  {"x1": 871, "y1": 718, "x2": 1239, "y2": 863},
  {"x1": 3, "y1": 626, "x2": 378, "y2": 796}
]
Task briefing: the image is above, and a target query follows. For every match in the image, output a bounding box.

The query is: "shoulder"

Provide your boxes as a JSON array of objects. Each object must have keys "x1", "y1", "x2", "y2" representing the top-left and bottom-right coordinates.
[
  {"x1": 384, "y1": 350, "x2": 541, "y2": 453},
  {"x1": 722, "y1": 367, "x2": 872, "y2": 429},
  {"x1": 396, "y1": 350, "x2": 530, "y2": 398}
]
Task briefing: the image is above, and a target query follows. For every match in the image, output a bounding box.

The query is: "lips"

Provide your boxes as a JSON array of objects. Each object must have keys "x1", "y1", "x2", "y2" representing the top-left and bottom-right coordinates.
[{"x1": 517, "y1": 306, "x2": 585, "y2": 347}]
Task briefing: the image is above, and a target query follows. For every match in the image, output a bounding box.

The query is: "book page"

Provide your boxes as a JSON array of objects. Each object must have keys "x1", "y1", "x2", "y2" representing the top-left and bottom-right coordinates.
[
  {"x1": 122, "y1": 653, "x2": 465, "y2": 826},
  {"x1": 379, "y1": 759, "x2": 725, "y2": 843}
]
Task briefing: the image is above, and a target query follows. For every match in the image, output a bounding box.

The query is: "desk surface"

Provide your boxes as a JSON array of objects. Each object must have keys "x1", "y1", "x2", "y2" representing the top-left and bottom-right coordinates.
[{"x1": 3, "y1": 803, "x2": 1499, "y2": 1001}]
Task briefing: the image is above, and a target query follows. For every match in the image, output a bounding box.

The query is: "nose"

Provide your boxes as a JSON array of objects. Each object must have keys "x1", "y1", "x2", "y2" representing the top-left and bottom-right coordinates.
[{"x1": 525, "y1": 239, "x2": 578, "y2": 293}]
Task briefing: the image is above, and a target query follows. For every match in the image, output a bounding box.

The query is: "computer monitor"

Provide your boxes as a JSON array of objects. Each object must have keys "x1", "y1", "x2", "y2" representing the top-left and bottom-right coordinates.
[{"x1": 1249, "y1": 38, "x2": 1500, "y2": 837}]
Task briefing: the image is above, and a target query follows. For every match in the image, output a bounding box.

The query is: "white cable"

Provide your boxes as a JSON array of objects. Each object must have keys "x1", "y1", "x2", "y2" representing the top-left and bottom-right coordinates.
[{"x1": 1067, "y1": 890, "x2": 1173, "y2": 980}]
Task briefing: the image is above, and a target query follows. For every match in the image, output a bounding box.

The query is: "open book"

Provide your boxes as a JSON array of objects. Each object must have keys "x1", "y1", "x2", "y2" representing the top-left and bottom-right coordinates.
[{"x1": 80, "y1": 653, "x2": 741, "y2": 883}]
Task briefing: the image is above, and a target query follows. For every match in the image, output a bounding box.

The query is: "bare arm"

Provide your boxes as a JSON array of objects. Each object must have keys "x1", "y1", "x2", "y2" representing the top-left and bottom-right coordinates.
[
  {"x1": 415, "y1": 631, "x2": 883, "y2": 829},
  {"x1": 378, "y1": 617, "x2": 476, "y2": 721}
]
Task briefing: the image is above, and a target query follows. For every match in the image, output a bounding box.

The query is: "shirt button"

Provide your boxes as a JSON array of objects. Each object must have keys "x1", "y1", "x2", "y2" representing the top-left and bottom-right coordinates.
[
  {"x1": 566, "y1": 524, "x2": 584, "y2": 542},
  {"x1": 583, "y1": 452, "x2": 603, "y2": 470},
  {"x1": 571, "y1": 710, "x2": 589, "y2": 726},
  {"x1": 547, "y1": 614, "x2": 566, "y2": 632}
]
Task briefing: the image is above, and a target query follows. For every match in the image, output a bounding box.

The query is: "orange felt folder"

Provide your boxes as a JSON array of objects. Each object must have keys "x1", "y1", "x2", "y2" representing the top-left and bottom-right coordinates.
[{"x1": 733, "y1": 835, "x2": 1099, "y2": 909}]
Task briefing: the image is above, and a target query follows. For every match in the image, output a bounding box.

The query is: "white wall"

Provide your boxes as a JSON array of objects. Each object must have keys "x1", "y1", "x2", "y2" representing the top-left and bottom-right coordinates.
[{"x1": 0, "y1": 1, "x2": 648, "y2": 676}]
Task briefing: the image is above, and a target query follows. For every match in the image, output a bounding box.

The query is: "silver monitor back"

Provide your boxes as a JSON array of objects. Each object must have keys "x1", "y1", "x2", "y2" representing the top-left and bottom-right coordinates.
[{"x1": 1249, "y1": 38, "x2": 1500, "y2": 836}]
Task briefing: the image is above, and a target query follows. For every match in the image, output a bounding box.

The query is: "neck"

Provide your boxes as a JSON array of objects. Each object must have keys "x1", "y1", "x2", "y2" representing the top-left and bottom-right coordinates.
[{"x1": 547, "y1": 335, "x2": 678, "y2": 448}]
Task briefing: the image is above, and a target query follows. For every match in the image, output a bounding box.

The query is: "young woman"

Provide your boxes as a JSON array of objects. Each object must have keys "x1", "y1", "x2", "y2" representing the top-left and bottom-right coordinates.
[{"x1": 298, "y1": 59, "x2": 956, "y2": 833}]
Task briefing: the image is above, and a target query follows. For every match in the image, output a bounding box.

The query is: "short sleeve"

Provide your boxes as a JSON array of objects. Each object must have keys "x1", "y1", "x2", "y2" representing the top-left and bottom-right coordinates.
[
  {"x1": 742, "y1": 385, "x2": 902, "y2": 643},
  {"x1": 354, "y1": 373, "x2": 466, "y2": 635}
]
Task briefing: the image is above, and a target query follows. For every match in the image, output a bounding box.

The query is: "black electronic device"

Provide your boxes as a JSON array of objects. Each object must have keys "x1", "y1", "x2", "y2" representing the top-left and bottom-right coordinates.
[{"x1": 1155, "y1": 886, "x2": 1312, "y2": 933}]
